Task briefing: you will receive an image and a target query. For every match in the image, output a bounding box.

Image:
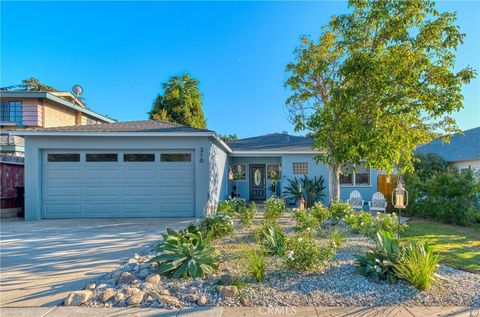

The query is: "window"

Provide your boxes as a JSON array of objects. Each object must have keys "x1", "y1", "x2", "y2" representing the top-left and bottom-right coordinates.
[
  {"x1": 292, "y1": 162, "x2": 308, "y2": 175},
  {"x1": 47, "y1": 154, "x2": 80, "y2": 162},
  {"x1": 124, "y1": 154, "x2": 155, "y2": 162},
  {"x1": 267, "y1": 164, "x2": 281, "y2": 180},
  {"x1": 355, "y1": 163, "x2": 370, "y2": 185},
  {"x1": 86, "y1": 153, "x2": 118, "y2": 162},
  {"x1": 230, "y1": 164, "x2": 246, "y2": 181},
  {"x1": 340, "y1": 163, "x2": 370, "y2": 186},
  {"x1": 160, "y1": 153, "x2": 191, "y2": 162},
  {"x1": 0, "y1": 101, "x2": 22, "y2": 125},
  {"x1": 340, "y1": 165, "x2": 353, "y2": 185}
]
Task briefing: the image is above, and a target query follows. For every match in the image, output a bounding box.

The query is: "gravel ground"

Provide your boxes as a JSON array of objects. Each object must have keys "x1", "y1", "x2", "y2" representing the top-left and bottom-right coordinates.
[{"x1": 75, "y1": 214, "x2": 480, "y2": 308}]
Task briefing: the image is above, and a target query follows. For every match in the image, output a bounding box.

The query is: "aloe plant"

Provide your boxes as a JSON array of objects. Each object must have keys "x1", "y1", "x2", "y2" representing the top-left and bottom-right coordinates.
[
  {"x1": 282, "y1": 175, "x2": 325, "y2": 208},
  {"x1": 149, "y1": 228, "x2": 219, "y2": 279}
]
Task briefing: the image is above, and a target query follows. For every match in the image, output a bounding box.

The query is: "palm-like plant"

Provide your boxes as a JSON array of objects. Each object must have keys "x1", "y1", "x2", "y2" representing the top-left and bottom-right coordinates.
[
  {"x1": 282, "y1": 175, "x2": 326, "y2": 208},
  {"x1": 149, "y1": 228, "x2": 219, "y2": 279}
]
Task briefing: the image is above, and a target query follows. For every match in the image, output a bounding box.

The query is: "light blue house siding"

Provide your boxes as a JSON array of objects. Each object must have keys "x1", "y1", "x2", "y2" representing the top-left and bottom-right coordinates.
[{"x1": 225, "y1": 153, "x2": 379, "y2": 208}]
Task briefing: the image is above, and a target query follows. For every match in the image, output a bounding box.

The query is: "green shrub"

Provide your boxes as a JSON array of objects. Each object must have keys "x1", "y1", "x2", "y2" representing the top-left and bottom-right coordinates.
[
  {"x1": 284, "y1": 232, "x2": 336, "y2": 271},
  {"x1": 375, "y1": 213, "x2": 406, "y2": 236},
  {"x1": 329, "y1": 201, "x2": 354, "y2": 224},
  {"x1": 356, "y1": 231, "x2": 400, "y2": 283},
  {"x1": 243, "y1": 247, "x2": 266, "y2": 282},
  {"x1": 200, "y1": 213, "x2": 234, "y2": 239},
  {"x1": 238, "y1": 202, "x2": 256, "y2": 227},
  {"x1": 149, "y1": 228, "x2": 219, "y2": 279},
  {"x1": 345, "y1": 211, "x2": 405, "y2": 238},
  {"x1": 394, "y1": 240, "x2": 440, "y2": 290},
  {"x1": 405, "y1": 169, "x2": 480, "y2": 226},
  {"x1": 330, "y1": 227, "x2": 346, "y2": 247},
  {"x1": 310, "y1": 202, "x2": 330, "y2": 225},
  {"x1": 292, "y1": 208, "x2": 320, "y2": 232},
  {"x1": 264, "y1": 196, "x2": 286, "y2": 221},
  {"x1": 217, "y1": 198, "x2": 247, "y2": 216},
  {"x1": 259, "y1": 221, "x2": 286, "y2": 256},
  {"x1": 282, "y1": 175, "x2": 326, "y2": 208}
]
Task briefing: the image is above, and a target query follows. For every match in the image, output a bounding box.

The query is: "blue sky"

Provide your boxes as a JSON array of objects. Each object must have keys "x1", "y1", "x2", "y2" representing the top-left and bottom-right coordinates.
[{"x1": 1, "y1": 1, "x2": 479, "y2": 138}]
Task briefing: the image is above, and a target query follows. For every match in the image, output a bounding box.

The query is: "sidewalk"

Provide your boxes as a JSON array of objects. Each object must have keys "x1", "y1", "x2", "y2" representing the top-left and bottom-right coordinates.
[{"x1": 0, "y1": 306, "x2": 478, "y2": 317}]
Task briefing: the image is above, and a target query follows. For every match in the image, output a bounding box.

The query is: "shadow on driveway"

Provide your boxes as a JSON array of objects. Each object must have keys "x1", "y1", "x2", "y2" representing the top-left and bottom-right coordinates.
[{"x1": 0, "y1": 218, "x2": 192, "y2": 307}]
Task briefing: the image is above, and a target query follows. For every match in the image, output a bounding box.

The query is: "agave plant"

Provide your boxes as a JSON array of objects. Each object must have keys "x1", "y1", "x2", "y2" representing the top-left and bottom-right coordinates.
[
  {"x1": 261, "y1": 222, "x2": 286, "y2": 256},
  {"x1": 282, "y1": 175, "x2": 325, "y2": 208},
  {"x1": 356, "y1": 230, "x2": 401, "y2": 283},
  {"x1": 149, "y1": 228, "x2": 219, "y2": 279}
]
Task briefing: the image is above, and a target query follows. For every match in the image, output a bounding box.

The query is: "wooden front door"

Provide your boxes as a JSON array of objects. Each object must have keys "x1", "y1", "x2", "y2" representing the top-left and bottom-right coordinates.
[{"x1": 249, "y1": 164, "x2": 266, "y2": 201}]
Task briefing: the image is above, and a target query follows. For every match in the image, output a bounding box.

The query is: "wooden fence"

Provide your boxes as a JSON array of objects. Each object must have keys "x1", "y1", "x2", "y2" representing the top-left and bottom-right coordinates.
[
  {"x1": 377, "y1": 174, "x2": 397, "y2": 212},
  {"x1": 0, "y1": 156, "x2": 24, "y2": 209}
]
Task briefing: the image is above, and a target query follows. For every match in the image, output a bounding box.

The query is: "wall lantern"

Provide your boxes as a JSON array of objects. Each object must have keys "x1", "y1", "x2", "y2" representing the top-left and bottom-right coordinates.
[
  {"x1": 391, "y1": 175, "x2": 408, "y2": 238},
  {"x1": 228, "y1": 167, "x2": 234, "y2": 181}
]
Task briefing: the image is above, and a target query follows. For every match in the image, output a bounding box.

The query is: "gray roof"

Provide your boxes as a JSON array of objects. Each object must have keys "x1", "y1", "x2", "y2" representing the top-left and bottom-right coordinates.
[
  {"x1": 415, "y1": 127, "x2": 480, "y2": 162},
  {"x1": 228, "y1": 133, "x2": 315, "y2": 152},
  {"x1": 17, "y1": 120, "x2": 213, "y2": 133}
]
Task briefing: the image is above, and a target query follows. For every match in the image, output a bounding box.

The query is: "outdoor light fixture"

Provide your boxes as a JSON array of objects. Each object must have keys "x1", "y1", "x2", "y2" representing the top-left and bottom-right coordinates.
[
  {"x1": 228, "y1": 167, "x2": 234, "y2": 181},
  {"x1": 391, "y1": 175, "x2": 408, "y2": 238}
]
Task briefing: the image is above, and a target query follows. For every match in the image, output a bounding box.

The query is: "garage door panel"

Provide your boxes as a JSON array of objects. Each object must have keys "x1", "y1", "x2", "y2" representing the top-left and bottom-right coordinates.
[
  {"x1": 47, "y1": 169, "x2": 82, "y2": 180},
  {"x1": 123, "y1": 186, "x2": 156, "y2": 197},
  {"x1": 43, "y1": 150, "x2": 195, "y2": 218},
  {"x1": 44, "y1": 203, "x2": 82, "y2": 217},
  {"x1": 85, "y1": 204, "x2": 119, "y2": 216}
]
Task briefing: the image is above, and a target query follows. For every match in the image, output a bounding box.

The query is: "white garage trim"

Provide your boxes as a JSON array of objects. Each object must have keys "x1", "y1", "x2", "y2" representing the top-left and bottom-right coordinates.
[{"x1": 42, "y1": 149, "x2": 196, "y2": 218}]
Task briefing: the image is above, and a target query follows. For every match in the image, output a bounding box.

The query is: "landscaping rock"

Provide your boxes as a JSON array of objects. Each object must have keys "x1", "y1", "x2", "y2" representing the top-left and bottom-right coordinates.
[
  {"x1": 141, "y1": 282, "x2": 155, "y2": 291},
  {"x1": 154, "y1": 294, "x2": 181, "y2": 307},
  {"x1": 85, "y1": 283, "x2": 96, "y2": 290},
  {"x1": 217, "y1": 285, "x2": 238, "y2": 298},
  {"x1": 145, "y1": 273, "x2": 161, "y2": 285},
  {"x1": 64, "y1": 290, "x2": 92, "y2": 306},
  {"x1": 127, "y1": 291, "x2": 145, "y2": 306},
  {"x1": 100, "y1": 289, "x2": 115, "y2": 303},
  {"x1": 127, "y1": 257, "x2": 138, "y2": 265},
  {"x1": 138, "y1": 269, "x2": 150, "y2": 278},
  {"x1": 118, "y1": 272, "x2": 136, "y2": 285},
  {"x1": 124, "y1": 287, "x2": 140, "y2": 296},
  {"x1": 184, "y1": 294, "x2": 199, "y2": 303},
  {"x1": 159, "y1": 289, "x2": 170, "y2": 296},
  {"x1": 111, "y1": 270, "x2": 123, "y2": 280},
  {"x1": 197, "y1": 295, "x2": 208, "y2": 306},
  {"x1": 114, "y1": 292, "x2": 125, "y2": 302},
  {"x1": 240, "y1": 297, "x2": 250, "y2": 306}
]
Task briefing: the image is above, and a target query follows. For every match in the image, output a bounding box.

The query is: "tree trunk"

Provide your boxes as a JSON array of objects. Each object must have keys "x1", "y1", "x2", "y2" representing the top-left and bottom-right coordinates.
[{"x1": 329, "y1": 164, "x2": 341, "y2": 203}]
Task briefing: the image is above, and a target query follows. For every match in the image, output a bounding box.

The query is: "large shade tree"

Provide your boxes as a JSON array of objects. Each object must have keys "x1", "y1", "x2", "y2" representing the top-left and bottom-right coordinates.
[
  {"x1": 149, "y1": 73, "x2": 207, "y2": 129},
  {"x1": 285, "y1": 0, "x2": 475, "y2": 201},
  {"x1": 1, "y1": 77, "x2": 57, "y2": 91}
]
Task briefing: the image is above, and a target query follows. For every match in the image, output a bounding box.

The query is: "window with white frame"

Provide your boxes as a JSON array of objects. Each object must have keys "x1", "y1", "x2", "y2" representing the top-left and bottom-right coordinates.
[
  {"x1": 340, "y1": 162, "x2": 370, "y2": 186},
  {"x1": 230, "y1": 164, "x2": 246, "y2": 181},
  {"x1": 292, "y1": 162, "x2": 308, "y2": 175}
]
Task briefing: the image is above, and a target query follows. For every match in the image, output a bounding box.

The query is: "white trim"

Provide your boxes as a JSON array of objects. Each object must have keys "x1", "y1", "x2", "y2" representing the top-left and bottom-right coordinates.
[{"x1": 12, "y1": 131, "x2": 215, "y2": 137}]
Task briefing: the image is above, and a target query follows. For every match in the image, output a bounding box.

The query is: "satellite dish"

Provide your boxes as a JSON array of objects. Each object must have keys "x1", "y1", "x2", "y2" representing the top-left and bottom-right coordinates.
[{"x1": 72, "y1": 84, "x2": 83, "y2": 96}]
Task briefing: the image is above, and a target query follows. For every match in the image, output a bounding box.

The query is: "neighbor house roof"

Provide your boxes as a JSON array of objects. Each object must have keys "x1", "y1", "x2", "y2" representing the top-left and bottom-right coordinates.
[
  {"x1": 14, "y1": 120, "x2": 213, "y2": 133},
  {"x1": 228, "y1": 133, "x2": 317, "y2": 154},
  {"x1": 0, "y1": 91, "x2": 115, "y2": 123},
  {"x1": 415, "y1": 127, "x2": 480, "y2": 162}
]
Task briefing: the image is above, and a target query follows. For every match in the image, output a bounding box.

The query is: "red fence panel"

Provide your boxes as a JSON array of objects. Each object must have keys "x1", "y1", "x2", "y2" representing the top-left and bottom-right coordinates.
[{"x1": 0, "y1": 161, "x2": 24, "y2": 208}]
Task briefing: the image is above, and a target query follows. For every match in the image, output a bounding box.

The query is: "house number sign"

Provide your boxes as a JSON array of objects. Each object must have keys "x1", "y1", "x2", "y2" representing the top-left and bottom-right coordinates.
[{"x1": 199, "y1": 147, "x2": 204, "y2": 163}]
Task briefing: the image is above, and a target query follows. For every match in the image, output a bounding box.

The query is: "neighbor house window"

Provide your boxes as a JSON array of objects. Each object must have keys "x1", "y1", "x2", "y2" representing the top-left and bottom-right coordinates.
[
  {"x1": 0, "y1": 101, "x2": 22, "y2": 125},
  {"x1": 267, "y1": 164, "x2": 281, "y2": 180},
  {"x1": 47, "y1": 153, "x2": 80, "y2": 162},
  {"x1": 124, "y1": 154, "x2": 155, "y2": 162},
  {"x1": 86, "y1": 153, "x2": 118, "y2": 162},
  {"x1": 230, "y1": 164, "x2": 246, "y2": 181},
  {"x1": 160, "y1": 153, "x2": 191, "y2": 162},
  {"x1": 292, "y1": 162, "x2": 308, "y2": 175},
  {"x1": 340, "y1": 163, "x2": 370, "y2": 186}
]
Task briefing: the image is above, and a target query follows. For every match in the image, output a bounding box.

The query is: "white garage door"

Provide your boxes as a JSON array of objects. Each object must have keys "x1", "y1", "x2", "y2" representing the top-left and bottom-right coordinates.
[{"x1": 42, "y1": 150, "x2": 195, "y2": 218}]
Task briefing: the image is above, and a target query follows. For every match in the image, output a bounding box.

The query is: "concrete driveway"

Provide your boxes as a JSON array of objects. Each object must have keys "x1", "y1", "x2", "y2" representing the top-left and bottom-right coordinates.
[{"x1": 0, "y1": 218, "x2": 193, "y2": 307}]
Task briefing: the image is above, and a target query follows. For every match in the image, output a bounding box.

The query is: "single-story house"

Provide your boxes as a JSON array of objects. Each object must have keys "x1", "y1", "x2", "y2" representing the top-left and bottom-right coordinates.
[
  {"x1": 415, "y1": 127, "x2": 480, "y2": 172},
  {"x1": 13, "y1": 120, "x2": 379, "y2": 220}
]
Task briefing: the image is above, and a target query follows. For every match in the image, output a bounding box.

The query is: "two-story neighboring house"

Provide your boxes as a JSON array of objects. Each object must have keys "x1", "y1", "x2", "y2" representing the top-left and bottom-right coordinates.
[{"x1": 0, "y1": 90, "x2": 115, "y2": 156}]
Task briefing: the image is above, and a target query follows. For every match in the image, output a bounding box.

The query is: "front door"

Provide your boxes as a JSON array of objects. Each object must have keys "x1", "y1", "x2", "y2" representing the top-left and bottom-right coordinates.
[{"x1": 249, "y1": 164, "x2": 266, "y2": 201}]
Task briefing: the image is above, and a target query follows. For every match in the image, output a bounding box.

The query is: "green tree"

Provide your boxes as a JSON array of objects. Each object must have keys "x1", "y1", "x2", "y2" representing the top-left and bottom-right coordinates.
[
  {"x1": 285, "y1": 0, "x2": 475, "y2": 201},
  {"x1": 1, "y1": 77, "x2": 57, "y2": 91},
  {"x1": 149, "y1": 73, "x2": 207, "y2": 129},
  {"x1": 412, "y1": 153, "x2": 449, "y2": 181},
  {"x1": 220, "y1": 134, "x2": 238, "y2": 142}
]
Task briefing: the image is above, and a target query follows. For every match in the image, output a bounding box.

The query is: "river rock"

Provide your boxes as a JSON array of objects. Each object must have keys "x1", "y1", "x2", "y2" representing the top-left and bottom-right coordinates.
[
  {"x1": 100, "y1": 289, "x2": 115, "y2": 303},
  {"x1": 127, "y1": 291, "x2": 145, "y2": 306},
  {"x1": 217, "y1": 285, "x2": 238, "y2": 298},
  {"x1": 145, "y1": 273, "x2": 161, "y2": 285},
  {"x1": 64, "y1": 290, "x2": 92, "y2": 306}
]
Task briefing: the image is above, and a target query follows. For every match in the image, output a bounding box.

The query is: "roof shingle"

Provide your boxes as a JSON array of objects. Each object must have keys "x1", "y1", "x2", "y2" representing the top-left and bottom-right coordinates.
[{"x1": 228, "y1": 133, "x2": 315, "y2": 152}]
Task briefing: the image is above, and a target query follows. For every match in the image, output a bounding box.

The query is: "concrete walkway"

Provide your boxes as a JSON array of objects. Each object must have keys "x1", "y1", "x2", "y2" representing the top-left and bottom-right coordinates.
[
  {"x1": 0, "y1": 306, "x2": 478, "y2": 317},
  {"x1": 0, "y1": 218, "x2": 193, "y2": 307}
]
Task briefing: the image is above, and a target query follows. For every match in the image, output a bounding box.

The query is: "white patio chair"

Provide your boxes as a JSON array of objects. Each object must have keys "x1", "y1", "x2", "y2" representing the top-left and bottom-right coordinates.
[
  {"x1": 348, "y1": 190, "x2": 364, "y2": 211},
  {"x1": 368, "y1": 192, "x2": 388, "y2": 214}
]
